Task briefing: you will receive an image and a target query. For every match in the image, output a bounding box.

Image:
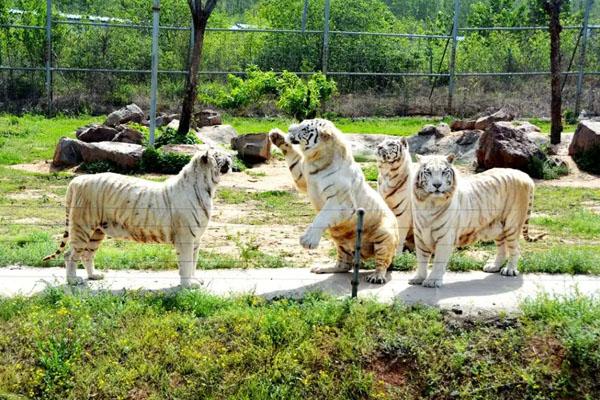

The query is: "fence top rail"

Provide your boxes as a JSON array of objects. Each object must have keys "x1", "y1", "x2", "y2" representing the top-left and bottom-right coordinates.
[
  {"x1": 329, "y1": 30, "x2": 450, "y2": 39},
  {"x1": 460, "y1": 25, "x2": 600, "y2": 32},
  {"x1": 0, "y1": 23, "x2": 45, "y2": 30}
]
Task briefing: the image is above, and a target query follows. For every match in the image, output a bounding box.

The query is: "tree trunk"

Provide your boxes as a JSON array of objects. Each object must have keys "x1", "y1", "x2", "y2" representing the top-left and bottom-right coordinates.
[
  {"x1": 548, "y1": 1, "x2": 563, "y2": 145},
  {"x1": 178, "y1": 17, "x2": 208, "y2": 136}
]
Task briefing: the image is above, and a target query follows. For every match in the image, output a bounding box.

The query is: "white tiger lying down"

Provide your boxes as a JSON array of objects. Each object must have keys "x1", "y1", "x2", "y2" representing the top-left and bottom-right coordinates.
[
  {"x1": 410, "y1": 154, "x2": 545, "y2": 288},
  {"x1": 43, "y1": 150, "x2": 231, "y2": 287},
  {"x1": 270, "y1": 119, "x2": 399, "y2": 284}
]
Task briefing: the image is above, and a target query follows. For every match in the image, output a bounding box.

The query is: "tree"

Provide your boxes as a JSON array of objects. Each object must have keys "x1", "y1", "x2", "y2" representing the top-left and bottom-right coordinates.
[
  {"x1": 178, "y1": 0, "x2": 218, "y2": 136},
  {"x1": 542, "y1": 0, "x2": 566, "y2": 145}
]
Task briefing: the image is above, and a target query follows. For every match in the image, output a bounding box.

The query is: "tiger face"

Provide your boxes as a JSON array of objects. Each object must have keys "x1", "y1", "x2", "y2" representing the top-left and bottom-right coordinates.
[
  {"x1": 288, "y1": 118, "x2": 334, "y2": 152},
  {"x1": 414, "y1": 154, "x2": 456, "y2": 201},
  {"x1": 376, "y1": 138, "x2": 408, "y2": 163},
  {"x1": 199, "y1": 150, "x2": 232, "y2": 180}
]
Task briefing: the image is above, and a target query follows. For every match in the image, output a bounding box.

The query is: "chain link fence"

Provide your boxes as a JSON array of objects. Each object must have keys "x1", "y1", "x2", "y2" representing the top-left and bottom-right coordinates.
[{"x1": 1, "y1": 0, "x2": 600, "y2": 117}]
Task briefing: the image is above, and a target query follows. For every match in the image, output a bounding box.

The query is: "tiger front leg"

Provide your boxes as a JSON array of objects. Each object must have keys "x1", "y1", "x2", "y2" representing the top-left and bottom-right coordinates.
[
  {"x1": 300, "y1": 199, "x2": 354, "y2": 250},
  {"x1": 422, "y1": 234, "x2": 455, "y2": 288},
  {"x1": 269, "y1": 129, "x2": 307, "y2": 193},
  {"x1": 176, "y1": 239, "x2": 202, "y2": 289}
]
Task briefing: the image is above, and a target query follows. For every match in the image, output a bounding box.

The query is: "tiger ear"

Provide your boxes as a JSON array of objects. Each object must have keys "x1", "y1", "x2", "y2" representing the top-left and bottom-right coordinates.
[
  {"x1": 399, "y1": 137, "x2": 408, "y2": 147},
  {"x1": 415, "y1": 154, "x2": 423, "y2": 162},
  {"x1": 319, "y1": 126, "x2": 333, "y2": 141},
  {"x1": 201, "y1": 151, "x2": 209, "y2": 163},
  {"x1": 446, "y1": 153, "x2": 456, "y2": 164}
]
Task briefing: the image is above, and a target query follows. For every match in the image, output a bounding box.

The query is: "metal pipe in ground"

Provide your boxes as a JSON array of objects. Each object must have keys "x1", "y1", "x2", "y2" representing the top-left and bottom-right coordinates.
[{"x1": 351, "y1": 208, "x2": 365, "y2": 298}]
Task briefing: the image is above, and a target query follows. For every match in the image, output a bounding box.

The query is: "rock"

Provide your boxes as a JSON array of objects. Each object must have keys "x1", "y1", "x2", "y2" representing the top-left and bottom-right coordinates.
[
  {"x1": 474, "y1": 108, "x2": 515, "y2": 131},
  {"x1": 456, "y1": 130, "x2": 482, "y2": 146},
  {"x1": 450, "y1": 119, "x2": 476, "y2": 131},
  {"x1": 166, "y1": 119, "x2": 180, "y2": 131},
  {"x1": 51, "y1": 138, "x2": 143, "y2": 170},
  {"x1": 194, "y1": 109, "x2": 222, "y2": 127},
  {"x1": 196, "y1": 124, "x2": 238, "y2": 147},
  {"x1": 569, "y1": 120, "x2": 600, "y2": 157},
  {"x1": 52, "y1": 137, "x2": 84, "y2": 167},
  {"x1": 476, "y1": 121, "x2": 546, "y2": 175},
  {"x1": 76, "y1": 124, "x2": 119, "y2": 142},
  {"x1": 231, "y1": 133, "x2": 271, "y2": 164},
  {"x1": 160, "y1": 144, "x2": 213, "y2": 156},
  {"x1": 113, "y1": 125, "x2": 144, "y2": 145},
  {"x1": 418, "y1": 123, "x2": 450, "y2": 138},
  {"x1": 105, "y1": 103, "x2": 144, "y2": 127},
  {"x1": 513, "y1": 121, "x2": 541, "y2": 133},
  {"x1": 547, "y1": 155, "x2": 569, "y2": 171}
]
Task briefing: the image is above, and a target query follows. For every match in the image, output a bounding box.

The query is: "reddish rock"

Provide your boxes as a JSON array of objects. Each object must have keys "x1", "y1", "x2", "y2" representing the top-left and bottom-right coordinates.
[
  {"x1": 195, "y1": 109, "x2": 222, "y2": 127},
  {"x1": 231, "y1": 133, "x2": 271, "y2": 164},
  {"x1": 76, "y1": 124, "x2": 119, "y2": 142},
  {"x1": 52, "y1": 138, "x2": 143, "y2": 169},
  {"x1": 476, "y1": 121, "x2": 546, "y2": 175},
  {"x1": 113, "y1": 125, "x2": 144, "y2": 144},
  {"x1": 569, "y1": 120, "x2": 600, "y2": 156},
  {"x1": 450, "y1": 119, "x2": 476, "y2": 131},
  {"x1": 474, "y1": 108, "x2": 515, "y2": 131}
]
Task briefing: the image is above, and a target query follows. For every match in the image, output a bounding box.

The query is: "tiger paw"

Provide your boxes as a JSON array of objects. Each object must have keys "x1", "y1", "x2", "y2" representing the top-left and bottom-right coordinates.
[
  {"x1": 87, "y1": 273, "x2": 105, "y2": 281},
  {"x1": 500, "y1": 267, "x2": 519, "y2": 277},
  {"x1": 310, "y1": 263, "x2": 351, "y2": 274},
  {"x1": 67, "y1": 276, "x2": 85, "y2": 286},
  {"x1": 366, "y1": 271, "x2": 388, "y2": 284},
  {"x1": 179, "y1": 278, "x2": 204, "y2": 289},
  {"x1": 422, "y1": 278, "x2": 443, "y2": 288},
  {"x1": 408, "y1": 275, "x2": 425, "y2": 285},
  {"x1": 483, "y1": 261, "x2": 501, "y2": 273},
  {"x1": 300, "y1": 229, "x2": 321, "y2": 250},
  {"x1": 269, "y1": 129, "x2": 288, "y2": 148}
]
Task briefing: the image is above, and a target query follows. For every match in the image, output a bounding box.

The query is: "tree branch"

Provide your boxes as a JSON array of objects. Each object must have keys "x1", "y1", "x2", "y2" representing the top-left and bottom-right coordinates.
[{"x1": 204, "y1": 0, "x2": 219, "y2": 15}]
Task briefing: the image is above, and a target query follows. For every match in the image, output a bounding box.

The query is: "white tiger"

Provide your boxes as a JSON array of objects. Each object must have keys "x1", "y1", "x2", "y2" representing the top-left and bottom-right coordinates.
[
  {"x1": 410, "y1": 154, "x2": 545, "y2": 288},
  {"x1": 269, "y1": 118, "x2": 399, "y2": 284},
  {"x1": 43, "y1": 150, "x2": 232, "y2": 287},
  {"x1": 376, "y1": 138, "x2": 415, "y2": 254}
]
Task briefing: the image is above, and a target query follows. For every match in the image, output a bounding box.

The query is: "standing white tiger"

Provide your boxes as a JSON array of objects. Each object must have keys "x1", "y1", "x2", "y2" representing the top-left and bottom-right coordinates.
[
  {"x1": 269, "y1": 119, "x2": 399, "y2": 284},
  {"x1": 43, "y1": 150, "x2": 231, "y2": 287},
  {"x1": 376, "y1": 138, "x2": 415, "y2": 254},
  {"x1": 410, "y1": 154, "x2": 545, "y2": 288}
]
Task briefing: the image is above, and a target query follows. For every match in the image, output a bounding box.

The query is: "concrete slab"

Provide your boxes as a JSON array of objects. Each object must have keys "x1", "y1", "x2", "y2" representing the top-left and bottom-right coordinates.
[{"x1": 1, "y1": 266, "x2": 599, "y2": 315}]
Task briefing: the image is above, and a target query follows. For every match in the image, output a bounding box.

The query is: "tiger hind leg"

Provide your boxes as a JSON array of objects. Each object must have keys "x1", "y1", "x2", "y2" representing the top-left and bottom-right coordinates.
[
  {"x1": 82, "y1": 229, "x2": 105, "y2": 281},
  {"x1": 311, "y1": 242, "x2": 353, "y2": 274},
  {"x1": 501, "y1": 231, "x2": 521, "y2": 277},
  {"x1": 366, "y1": 232, "x2": 396, "y2": 284},
  {"x1": 65, "y1": 248, "x2": 84, "y2": 285},
  {"x1": 483, "y1": 238, "x2": 507, "y2": 273}
]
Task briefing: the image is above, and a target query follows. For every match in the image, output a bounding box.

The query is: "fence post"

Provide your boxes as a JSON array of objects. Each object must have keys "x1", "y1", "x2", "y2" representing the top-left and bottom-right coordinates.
[
  {"x1": 149, "y1": 0, "x2": 160, "y2": 147},
  {"x1": 575, "y1": 0, "x2": 593, "y2": 117},
  {"x1": 351, "y1": 208, "x2": 365, "y2": 299},
  {"x1": 301, "y1": 0, "x2": 309, "y2": 32},
  {"x1": 188, "y1": 17, "x2": 194, "y2": 68},
  {"x1": 321, "y1": 0, "x2": 331, "y2": 75},
  {"x1": 45, "y1": 0, "x2": 53, "y2": 115},
  {"x1": 447, "y1": 0, "x2": 460, "y2": 115}
]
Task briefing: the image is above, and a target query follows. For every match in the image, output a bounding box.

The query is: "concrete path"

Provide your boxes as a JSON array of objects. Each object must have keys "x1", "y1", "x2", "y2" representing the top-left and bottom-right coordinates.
[{"x1": 1, "y1": 266, "x2": 599, "y2": 315}]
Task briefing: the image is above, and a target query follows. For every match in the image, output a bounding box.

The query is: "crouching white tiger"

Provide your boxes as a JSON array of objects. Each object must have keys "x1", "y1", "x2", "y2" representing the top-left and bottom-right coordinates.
[
  {"x1": 43, "y1": 150, "x2": 231, "y2": 287},
  {"x1": 410, "y1": 154, "x2": 545, "y2": 288}
]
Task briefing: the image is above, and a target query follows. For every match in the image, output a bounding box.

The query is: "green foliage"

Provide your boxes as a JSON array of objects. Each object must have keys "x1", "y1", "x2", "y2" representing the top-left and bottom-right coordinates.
[
  {"x1": 154, "y1": 127, "x2": 199, "y2": 148},
  {"x1": 572, "y1": 144, "x2": 600, "y2": 175},
  {"x1": 200, "y1": 66, "x2": 337, "y2": 120},
  {"x1": 361, "y1": 164, "x2": 378, "y2": 181},
  {"x1": 140, "y1": 147, "x2": 191, "y2": 174},
  {"x1": 528, "y1": 155, "x2": 569, "y2": 180},
  {"x1": 78, "y1": 160, "x2": 126, "y2": 174}
]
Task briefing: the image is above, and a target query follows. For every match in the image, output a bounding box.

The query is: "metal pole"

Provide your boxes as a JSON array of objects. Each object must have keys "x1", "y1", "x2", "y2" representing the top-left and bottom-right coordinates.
[
  {"x1": 301, "y1": 0, "x2": 309, "y2": 32},
  {"x1": 45, "y1": 0, "x2": 52, "y2": 115},
  {"x1": 351, "y1": 208, "x2": 365, "y2": 299},
  {"x1": 188, "y1": 16, "x2": 194, "y2": 68},
  {"x1": 575, "y1": 0, "x2": 593, "y2": 117},
  {"x1": 149, "y1": 0, "x2": 160, "y2": 147},
  {"x1": 321, "y1": 0, "x2": 331, "y2": 75},
  {"x1": 447, "y1": 0, "x2": 460, "y2": 115}
]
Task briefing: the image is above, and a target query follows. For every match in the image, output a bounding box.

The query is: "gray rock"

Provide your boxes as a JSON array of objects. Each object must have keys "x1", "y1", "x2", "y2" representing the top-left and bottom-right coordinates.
[
  {"x1": 51, "y1": 138, "x2": 143, "y2": 170},
  {"x1": 418, "y1": 123, "x2": 450, "y2": 138},
  {"x1": 569, "y1": 120, "x2": 600, "y2": 156},
  {"x1": 105, "y1": 103, "x2": 144, "y2": 127},
  {"x1": 231, "y1": 133, "x2": 271, "y2": 164},
  {"x1": 196, "y1": 124, "x2": 238, "y2": 147},
  {"x1": 194, "y1": 109, "x2": 222, "y2": 127},
  {"x1": 474, "y1": 108, "x2": 515, "y2": 131},
  {"x1": 76, "y1": 124, "x2": 119, "y2": 142},
  {"x1": 113, "y1": 125, "x2": 144, "y2": 145}
]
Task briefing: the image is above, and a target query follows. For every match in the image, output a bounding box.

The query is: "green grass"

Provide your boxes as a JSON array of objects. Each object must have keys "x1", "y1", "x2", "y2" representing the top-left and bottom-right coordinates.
[
  {"x1": 0, "y1": 114, "x2": 101, "y2": 165},
  {"x1": 529, "y1": 118, "x2": 578, "y2": 134},
  {"x1": 0, "y1": 289, "x2": 598, "y2": 399}
]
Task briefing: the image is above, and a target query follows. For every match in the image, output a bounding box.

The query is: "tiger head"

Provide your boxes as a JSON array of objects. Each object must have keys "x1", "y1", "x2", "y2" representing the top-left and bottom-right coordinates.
[
  {"x1": 413, "y1": 154, "x2": 456, "y2": 202},
  {"x1": 198, "y1": 149, "x2": 232, "y2": 181},
  {"x1": 376, "y1": 138, "x2": 409, "y2": 164},
  {"x1": 287, "y1": 118, "x2": 337, "y2": 153}
]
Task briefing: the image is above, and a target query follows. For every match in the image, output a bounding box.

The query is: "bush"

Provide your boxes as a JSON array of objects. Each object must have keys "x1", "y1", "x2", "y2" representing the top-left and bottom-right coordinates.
[
  {"x1": 154, "y1": 127, "x2": 199, "y2": 148},
  {"x1": 528, "y1": 155, "x2": 569, "y2": 180},
  {"x1": 140, "y1": 147, "x2": 191, "y2": 174},
  {"x1": 78, "y1": 160, "x2": 128, "y2": 174}
]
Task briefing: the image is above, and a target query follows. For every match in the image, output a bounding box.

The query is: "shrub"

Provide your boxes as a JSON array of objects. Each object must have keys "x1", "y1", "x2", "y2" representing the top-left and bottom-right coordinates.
[
  {"x1": 78, "y1": 160, "x2": 128, "y2": 174},
  {"x1": 140, "y1": 147, "x2": 191, "y2": 174},
  {"x1": 528, "y1": 155, "x2": 569, "y2": 180},
  {"x1": 154, "y1": 127, "x2": 199, "y2": 148}
]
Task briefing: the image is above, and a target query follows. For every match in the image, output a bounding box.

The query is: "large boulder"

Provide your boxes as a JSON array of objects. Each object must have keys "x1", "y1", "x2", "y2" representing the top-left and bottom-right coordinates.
[
  {"x1": 476, "y1": 121, "x2": 546, "y2": 175},
  {"x1": 450, "y1": 119, "x2": 476, "y2": 131},
  {"x1": 231, "y1": 133, "x2": 271, "y2": 164},
  {"x1": 76, "y1": 124, "x2": 119, "y2": 142},
  {"x1": 105, "y1": 103, "x2": 144, "y2": 127},
  {"x1": 52, "y1": 138, "x2": 143, "y2": 169},
  {"x1": 194, "y1": 109, "x2": 222, "y2": 127},
  {"x1": 569, "y1": 120, "x2": 600, "y2": 156},
  {"x1": 474, "y1": 108, "x2": 515, "y2": 131},
  {"x1": 418, "y1": 122, "x2": 450, "y2": 138},
  {"x1": 113, "y1": 125, "x2": 144, "y2": 145},
  {"x1": 196, "y1": 124, "x2": 238, "y2": 147}
]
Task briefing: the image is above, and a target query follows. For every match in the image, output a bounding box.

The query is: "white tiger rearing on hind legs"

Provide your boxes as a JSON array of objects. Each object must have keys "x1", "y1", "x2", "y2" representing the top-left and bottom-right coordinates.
[
  {"x1": 43, "y1": 150, "x2": 231, "y2": 287},
  {"x1": 269, "y1": 119, "x2": 399, "y2": 284}
]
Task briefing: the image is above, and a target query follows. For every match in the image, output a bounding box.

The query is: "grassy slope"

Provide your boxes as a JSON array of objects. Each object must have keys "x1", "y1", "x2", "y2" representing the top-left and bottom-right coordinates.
[{"x1": 0, "y1": 289, "x2": 598, "y2": 399}]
